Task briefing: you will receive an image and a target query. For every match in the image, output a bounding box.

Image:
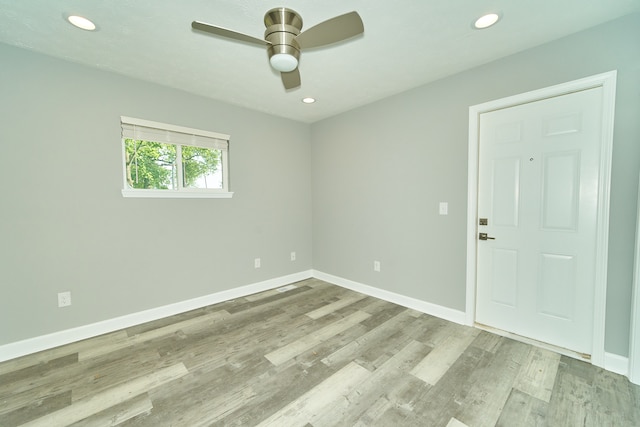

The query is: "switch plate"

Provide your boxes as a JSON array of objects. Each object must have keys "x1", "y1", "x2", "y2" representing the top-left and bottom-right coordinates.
[
  {"x1": 439, "y1": 202, "x2": 448, "y2": 215},
  {"x1": 254, "y1": 258, "x2": 261, "y2": 268},
  {"x1": 374, "y1": 261, "x2": 381, "y2": 272},
  {"x1": 290, "y1": 251, "x2": 296, "y2": 261}
]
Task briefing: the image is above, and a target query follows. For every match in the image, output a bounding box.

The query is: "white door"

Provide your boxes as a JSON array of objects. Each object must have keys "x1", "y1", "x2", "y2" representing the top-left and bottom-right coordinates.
[{"x1": 475, "y1": 87, "x2": 604, "y2": 355}]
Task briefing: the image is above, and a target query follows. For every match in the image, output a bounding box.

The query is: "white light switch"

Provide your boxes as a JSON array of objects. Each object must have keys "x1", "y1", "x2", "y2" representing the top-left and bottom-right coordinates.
[{"x1": 439, "y1": 202, "x2": 448, "y2": 215}]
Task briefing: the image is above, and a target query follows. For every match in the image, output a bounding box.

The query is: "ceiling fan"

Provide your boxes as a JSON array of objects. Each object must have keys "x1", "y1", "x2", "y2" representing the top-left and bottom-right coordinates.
[{"x1": 192, "y1": 7, "x2": 364, "y2": 90}]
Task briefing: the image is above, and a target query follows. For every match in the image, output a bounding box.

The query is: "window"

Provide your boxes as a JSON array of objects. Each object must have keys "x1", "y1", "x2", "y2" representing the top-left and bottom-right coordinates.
[{"x1": 120, "y1": 116, "x2": 232, "y2": 198}]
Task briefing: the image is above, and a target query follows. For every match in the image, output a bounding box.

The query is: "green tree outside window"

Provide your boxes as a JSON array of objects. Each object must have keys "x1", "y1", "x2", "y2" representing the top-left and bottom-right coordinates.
[{"x1": 125, "y1": 139, "x2": 220, "y2": 190}]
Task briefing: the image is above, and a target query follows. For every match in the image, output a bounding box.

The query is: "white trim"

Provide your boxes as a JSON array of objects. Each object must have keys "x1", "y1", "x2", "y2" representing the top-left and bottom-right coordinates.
[
  {"x1": 121, "y1": 189, "x2": 234, "y2": 199},
  {"x1": 312, "y1": 270, "x2": 467, "y2": 325},
  {"x1": 605, "y1": 352, "x2": 630, "y2": 377},
  {"x1": 120, "y1": 116, "x2": 230, "y2": 141},
  {"x1": 465, "y1": 70, "x2": 617, "y2": 368},
  {"x1": 629, "y1": 173, "x2": 640, "y2": 385},
  {"x1": 0, "y1": 270, "x2": 313, "y2": 363}
]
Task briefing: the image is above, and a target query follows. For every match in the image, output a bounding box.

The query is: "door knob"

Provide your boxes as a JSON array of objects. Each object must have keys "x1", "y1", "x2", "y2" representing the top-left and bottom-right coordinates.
[{"x1": 479, "y1": 233, "x2": 495, "y2": 241}]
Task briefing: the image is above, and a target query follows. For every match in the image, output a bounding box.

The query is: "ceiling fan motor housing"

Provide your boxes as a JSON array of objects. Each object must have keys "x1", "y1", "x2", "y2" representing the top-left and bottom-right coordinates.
[{"x1": 264, "y1": 8, "x2": 303, "y2": 71}]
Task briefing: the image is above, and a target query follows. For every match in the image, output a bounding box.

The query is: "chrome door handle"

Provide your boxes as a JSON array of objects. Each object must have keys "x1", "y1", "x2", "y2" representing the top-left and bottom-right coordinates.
[{"x1": 479, "y1": 233, "x2": 495, "y2": 241}]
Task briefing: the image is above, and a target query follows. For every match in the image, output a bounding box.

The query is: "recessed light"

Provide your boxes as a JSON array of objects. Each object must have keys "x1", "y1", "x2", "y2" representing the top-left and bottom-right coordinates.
[
  {"x1": 67, "y1": 15, "x2": 96, "y2": 31},
  {"x1": 474, "y1": 13, "x2": 500, "y2": 29},
  {"x1": 302, "y1": 97, "x2": 316, "y2": 104}
]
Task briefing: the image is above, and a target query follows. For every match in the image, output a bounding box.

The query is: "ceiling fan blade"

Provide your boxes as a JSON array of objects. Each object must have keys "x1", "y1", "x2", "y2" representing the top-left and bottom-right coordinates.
[
  {"x1": 295, "y1": 12, "x2": 363, "y2": 49},
  {"x1": 192, "y1": 21, "x2": 270, "y2": 46},
  {"x1": 281, "y1": 69, "x2": 301, "y2": 90}
]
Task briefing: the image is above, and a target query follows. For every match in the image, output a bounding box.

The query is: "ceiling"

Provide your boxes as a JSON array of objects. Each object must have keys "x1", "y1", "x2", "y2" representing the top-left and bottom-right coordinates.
[{"x1": 1, "y1": 1, "x2": 639, "y2": 123}]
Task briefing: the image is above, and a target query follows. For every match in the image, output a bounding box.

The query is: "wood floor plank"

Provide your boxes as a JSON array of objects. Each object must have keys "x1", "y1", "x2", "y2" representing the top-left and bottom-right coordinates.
[
  {"x1": 125, "y1": 353, "x2": 273, "y2": 426},
  {"x1": 148, "y1": 383, "x2": 258, "y2": 427},
  {"x1": 0, "y1": 348, "x2": 161, "y2": 415},
  {"x1": 405, "y1": 344, "x2": 491, "y2": 425},
  {"x1": 255, "y1": 361, "x2": 371, "y2": 426},
  {"x1": 351, "y1": 395, "x2": 394, "y2": 427},
  {"x1": 470, "y1": 330, "x2": 503, "y2": 354},
  {"x1": 367, "y1": 314, "x2": 444, "y2": 364},
  {"x1": 588, "y1": 367, "x2": 638, "y2": 427},
  {"x1": 412, "y1": 315, "x2": 461, "y2": 348},
  {"x1": 70, "y1": 351, "x2": 180, "y2": 403},
  {"x1": 224, "y1": 285, "x2": 319, "y2": 315},
  {"x1": 546, "y1": 356, "x2": 595, "y2": 426},
  {"x1": 0, "y1": 330, "x2": 128, "y2": 376},
  {"x1": 243, "y1": 283, "x2": 301, "y2": 302},
  {"x1": 305, "y1": 292, "x2": 367, "y2": 320},
  {"x1": 67, "y1": 393, "x2": 153, "y2": 427},
  {"x1": 0, "y1": 390, "x2": 71, "y2": 426},
  {"x1": 410, "y1": 324, "x2": 479, "y2": 385},
  {"x1": 207, "y1": 355, "x2": 336, "y2": 427},
  {"x1": 495, "y1": 388, "x2": 547, "y2": 427},
  {"x1": 447, "y1": 418, "x2": 470, "y2": 427},
  {"x1": 314, "y1": 340, "x2": 430, "y2": 427},
  {"x1": 0, "y1": 353, "x2": 77, "y2": 393},
  {"x1": 125, "y1": 308, "x2": 212, "y2": 337},
  {"x1": 79, "y1": 309, "x2": 231, "y2": 360},
  {"x1": 19, "y1": 363, "x2": 188, "y2": 427},
  {"x1": 322, "y1": 309, "x2": 431, "y2": 369},
  {"x1": 178, "y1": 304, "x2": 344, "y2": 373},
  {"x1": 264, "y1": 310, "x2": 372, "y2": 366},
  {"x1": 294, "y1": 323, "x2": 369, "y2": 370},
  {"x1": 454, "y1": 338, "x2": 531, "y2": 427},
  {"x1": 162, "y1": 308, "x2": 317, "y2": 373},
  {"x1": 296, "y1": 302, "x2": 407, "y2": 371},
  {"x1": 513, "y1": 346, "x2": 561, "y2": 402}
]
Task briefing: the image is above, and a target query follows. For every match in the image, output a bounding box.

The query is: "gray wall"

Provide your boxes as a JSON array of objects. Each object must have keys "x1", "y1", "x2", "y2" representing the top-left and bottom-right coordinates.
[
  {"x1": 311, "y1": 13, "x2": 640, "y2": 357},
  {"x1": 0, "y1": 43, "x2": 313, "y2": 345}
]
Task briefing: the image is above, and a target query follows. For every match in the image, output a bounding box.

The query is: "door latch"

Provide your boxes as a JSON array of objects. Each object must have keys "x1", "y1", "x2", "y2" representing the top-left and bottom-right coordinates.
[{"x1": 479, "y1": 233, "x2": 495, "y2": 241}]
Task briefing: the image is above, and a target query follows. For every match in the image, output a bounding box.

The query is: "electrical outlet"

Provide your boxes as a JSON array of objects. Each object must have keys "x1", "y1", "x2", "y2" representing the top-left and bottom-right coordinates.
[
  {"x1": 290, "y1": 251, "x2": 296, "y2": 261},
  {"x1": 254, "y1": 258, "x2": 261, "y2": 268},
  {"x1": 374, "y1": 261, "x2": 381, "y2": 272},
  {"x1": 58, "y1": 291, "x2": 71, "y2": 308}
]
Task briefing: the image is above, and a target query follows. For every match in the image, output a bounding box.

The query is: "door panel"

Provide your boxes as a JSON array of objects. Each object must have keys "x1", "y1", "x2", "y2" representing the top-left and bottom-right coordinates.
[
  {"x1": 538, "y1": 253, "x2": 576, "y2": 320},
  {"x1": 476, "y1": 87, "x2": 603, "y2": 354},
  {"x1": 541, "y1": 152, "x2": 580, "y2": 230},
  {"x1": 492, "y1": 158, "x2": 520, "y2": 227},
  {"x1": 490, "y1": 248, "x2": 518, "y2": 307}
]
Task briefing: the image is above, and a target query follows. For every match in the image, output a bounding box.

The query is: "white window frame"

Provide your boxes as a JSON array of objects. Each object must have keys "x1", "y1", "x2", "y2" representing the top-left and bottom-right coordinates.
[{"x1": 120, "y1": 116, "x2": 232, "y2": 198}]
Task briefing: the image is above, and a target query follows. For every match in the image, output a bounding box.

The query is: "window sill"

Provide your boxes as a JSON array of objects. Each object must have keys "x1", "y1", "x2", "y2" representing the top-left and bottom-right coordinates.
[{"x1": 121, "y1": 189, "x2": 234, "y2": 199}]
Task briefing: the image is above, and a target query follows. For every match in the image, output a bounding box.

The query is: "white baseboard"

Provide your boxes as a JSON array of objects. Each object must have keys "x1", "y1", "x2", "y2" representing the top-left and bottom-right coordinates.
[
  {"x1": 0, "y1": 270, "x2": 313, "y2": 363},
  {"x1": 312, "y1": 270, "x2": 467, "y2": 325},
  {"x1": 604, "y1": 352, "x2": 629, "y2": 377}
]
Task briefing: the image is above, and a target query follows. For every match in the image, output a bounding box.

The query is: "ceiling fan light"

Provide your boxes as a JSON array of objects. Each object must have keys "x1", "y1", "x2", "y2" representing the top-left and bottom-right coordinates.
[{"x1": 270, "y1": 53, "x2": 298, "y2": 72}]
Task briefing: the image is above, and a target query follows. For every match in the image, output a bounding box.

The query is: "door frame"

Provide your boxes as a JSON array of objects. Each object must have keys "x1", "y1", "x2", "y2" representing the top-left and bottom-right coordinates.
[{"x1": 465, "y1": 71, "x2": 617, "y2": 368}]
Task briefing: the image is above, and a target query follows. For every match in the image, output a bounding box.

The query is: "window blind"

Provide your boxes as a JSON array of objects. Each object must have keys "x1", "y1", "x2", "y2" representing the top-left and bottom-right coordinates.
[{"x1": 121, "y1": 116, "x2": 229, "y2": 151}]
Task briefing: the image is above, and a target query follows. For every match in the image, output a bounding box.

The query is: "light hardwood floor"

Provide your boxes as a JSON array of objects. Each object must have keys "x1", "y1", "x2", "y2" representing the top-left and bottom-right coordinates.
[{"x1": 1, "y1": 279, "x2": 639, "y2": 426}]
